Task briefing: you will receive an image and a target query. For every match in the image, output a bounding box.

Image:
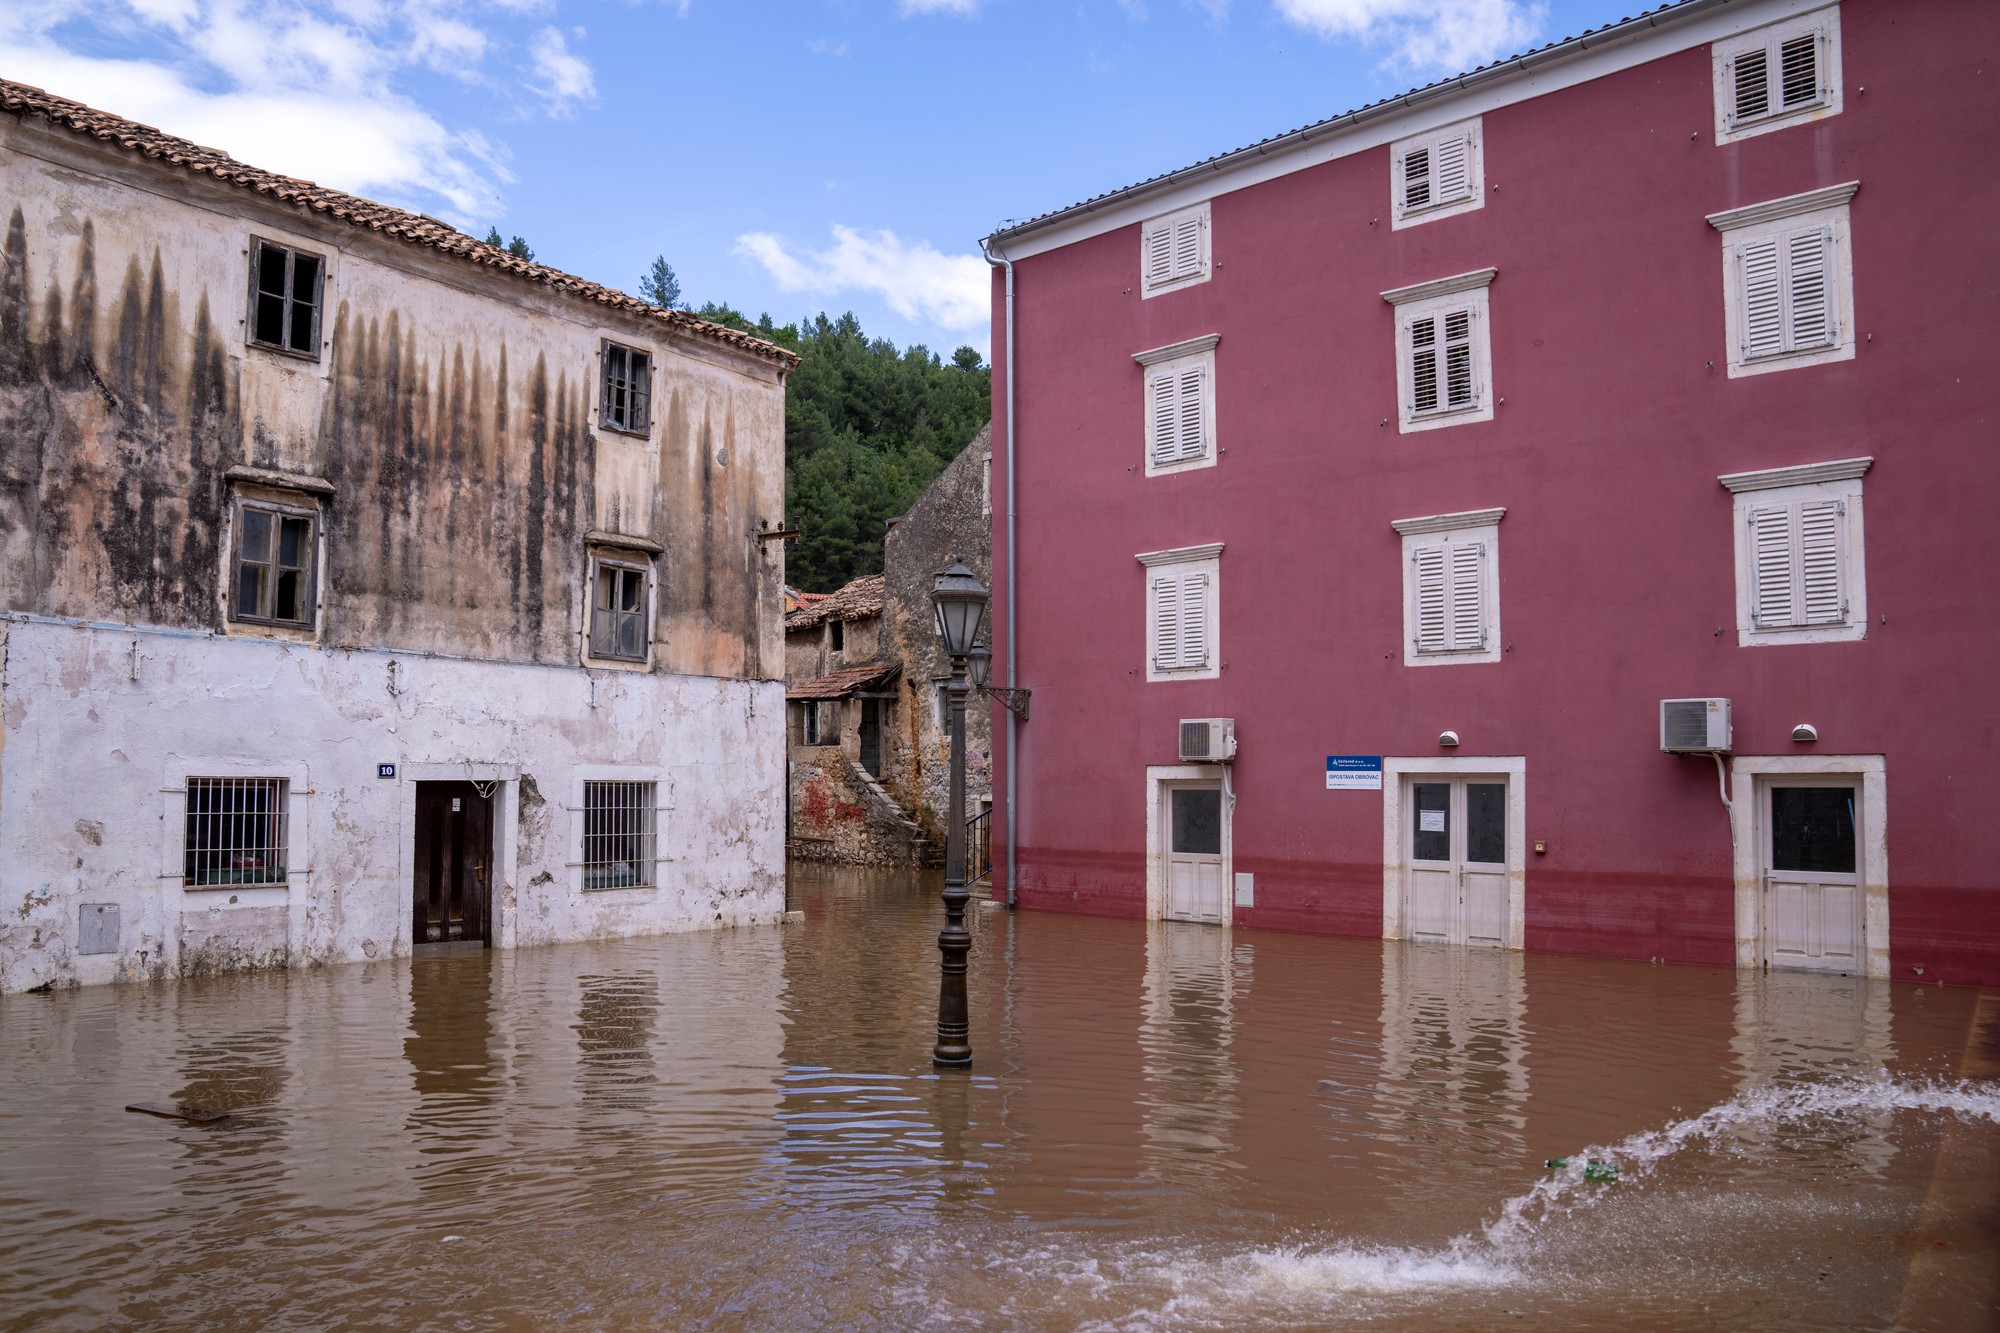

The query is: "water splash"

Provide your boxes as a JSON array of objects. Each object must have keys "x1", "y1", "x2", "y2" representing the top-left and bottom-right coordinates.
[{"x1": 1482, "y1": 1074, "x2": 2000, "y2": 1250}]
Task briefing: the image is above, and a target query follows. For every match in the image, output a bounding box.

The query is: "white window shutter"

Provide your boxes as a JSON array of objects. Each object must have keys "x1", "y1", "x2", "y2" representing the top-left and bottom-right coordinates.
[
  {"x1": 1785, "y1": 226, "x2": 1836, "y2": 349},
  {"x1": 1749, "y1": 504, "x2": 1797, "y2": 628},
  {"x1": 1152, "y1": 575, "x2": 1182, "y2": 667},
  {"x1": 1799, "y1": 499, "x2": 1846, "y2": 623},
  {"x1": 1443, "y1": 308, "x2": 1476, "y2": 409},
  {"x1": 1779, "y1": 32, "x2": 1820, "y2": 109},
  {"x1": 1739, "y1": 237, "x2": 1784, "y2": 359},
  {"x1": 1402, "y1": 145, "x2": 1432, "y2": 213},
  {"x1": 1144, "y1": 222, "x2": 1172, "y2": 289},
  {"x1": 1434, "y1": 134, "x2": 1472, "y2": 205},
  {"x1": 1172, "y1": 214, "x2": 1203, "y2": 282},
  {"x1": 1177, "y1": 365, "x2": 1206, "y2": 461},
  {"x1": 1409, "y1": 316, "x2": 1439, "y2": 413},
  {"x1": 1730, "y1": 45, "x2": 1771, "y2": 123},
  {"x1": 1179, "y1": 573, "x2": 1210, "y2": 667},
  {"x1": 1150, "y1": 370, "x2": 1179, "y2": 464},
  {"x1": 1449, "y1": 542, "x2": 1486, "y2": 649},
  {"x1": 1413, "y1": 545, "x2": 1448, "y2": 652}
]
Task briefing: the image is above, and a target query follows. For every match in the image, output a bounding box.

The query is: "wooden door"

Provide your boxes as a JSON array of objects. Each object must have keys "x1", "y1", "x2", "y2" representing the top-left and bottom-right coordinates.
[
  {"x1": 1763, "y1": 780, "x2": 1862, "y2": 972},
  {"x1": 1165, "y1": 785, "x2": 1226, "y2": 924},
  {"x1": 414, "y1": 781, "x2": 493, "y2": 946},
  {"x1": 1405, "y1": 776, "x2": 1507, "y2": 948}
]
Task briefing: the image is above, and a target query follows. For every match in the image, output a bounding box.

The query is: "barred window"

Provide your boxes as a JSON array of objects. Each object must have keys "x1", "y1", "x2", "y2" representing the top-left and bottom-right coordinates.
[
  {"x1": 184, "y1": 778, "x2": 289, "y2": 886},
  {"x1": 589, "y1": 554, "x2": 650, "y2": 661},
  {"x1": 249, "y1": 239, "x2": 323, "y2": 357},
  {"x1": 582, "y1": 781, "x2": 657, "y2": 890},
  {"x1": 232, "y1": 501, "x2": 317, "y2": 627},
  {"x1": 600, "y1": 342, "x2": 652, "y2": 434}
]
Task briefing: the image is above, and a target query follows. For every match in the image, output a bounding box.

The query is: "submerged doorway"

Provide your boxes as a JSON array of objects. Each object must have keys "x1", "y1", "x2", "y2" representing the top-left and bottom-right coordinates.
[
  {"x1": 1164, "y1": 783, "x2": 1227, "y2": 924},
  {"x1": 413, "y1": 781, "x2": 493, "y2": 947},
  {"x1": 1404, "y1": 776, "x2": 1509, "y2": 947},
  {"x1": 1760, "y1": 778, "x2": 1863, "y2": 973},
  {"x1": 1382, "y1": 757, "x2": 1526, "y2": 951}
]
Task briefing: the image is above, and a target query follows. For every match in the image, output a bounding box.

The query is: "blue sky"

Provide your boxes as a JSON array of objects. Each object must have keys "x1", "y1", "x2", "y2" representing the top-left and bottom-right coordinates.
[{"x1": 3, "y1": 0, "x2": 1646, "y2": 357}]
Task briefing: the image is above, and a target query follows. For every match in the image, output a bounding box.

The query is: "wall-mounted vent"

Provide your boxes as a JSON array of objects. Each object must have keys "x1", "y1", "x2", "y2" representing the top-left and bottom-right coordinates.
[
  {"x1": 1661, "y1": 698, "x2": 1732, "y2": 753},
  {"x1": 1180, "y1": 718, "x2": 1236, "y2": 763}
]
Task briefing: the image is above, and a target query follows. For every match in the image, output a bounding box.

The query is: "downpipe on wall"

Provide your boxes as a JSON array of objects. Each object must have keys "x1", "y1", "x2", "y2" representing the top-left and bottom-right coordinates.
[{"x1": 980, "y1": 236, "x2": 1018, "y2": 908}]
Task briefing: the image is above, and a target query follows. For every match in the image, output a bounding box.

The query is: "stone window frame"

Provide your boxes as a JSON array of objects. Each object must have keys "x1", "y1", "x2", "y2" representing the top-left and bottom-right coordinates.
[{"x1": 220, "y1": 468, "x2": 331, "y2": 643}]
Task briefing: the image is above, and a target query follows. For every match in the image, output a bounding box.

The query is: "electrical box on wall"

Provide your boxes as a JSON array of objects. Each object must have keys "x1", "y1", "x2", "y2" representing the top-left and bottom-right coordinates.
[
  {"x1": 1660, "y1": 698, "x2": 1732, "y2": 753},
  {"x1": 1180, "y1": 718, "x2": 1236, "y2": 763}
]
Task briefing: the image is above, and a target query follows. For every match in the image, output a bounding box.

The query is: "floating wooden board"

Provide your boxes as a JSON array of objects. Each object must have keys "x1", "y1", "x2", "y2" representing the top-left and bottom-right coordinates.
[{"x1": 125, "y1": 1102, "x2": 231, "y2": 1124}]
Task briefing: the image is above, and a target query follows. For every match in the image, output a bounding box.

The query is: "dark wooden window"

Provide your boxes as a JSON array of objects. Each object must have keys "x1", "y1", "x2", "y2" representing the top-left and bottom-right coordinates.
[
  {"x1": 600, "y1": 342, "x2": 652, "y2": 434},
  {"x1": 249, "y1": 239, "x2": 323, "y2": 357},
  {"x1": 232, "y1": 502, "x2": 317, "y2": 627},
  {"x1": 589, "y1": 554, "x2": 650, "y2": 661}
]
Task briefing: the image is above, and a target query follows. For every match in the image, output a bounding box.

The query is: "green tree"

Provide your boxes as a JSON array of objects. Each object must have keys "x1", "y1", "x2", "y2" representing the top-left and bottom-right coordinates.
[
  {"x1": 483, "y1": 227, "x2": 535, "y2": 262},
  {"x1": 640, "y1": 256, "x2": 682, "y2": 309}
]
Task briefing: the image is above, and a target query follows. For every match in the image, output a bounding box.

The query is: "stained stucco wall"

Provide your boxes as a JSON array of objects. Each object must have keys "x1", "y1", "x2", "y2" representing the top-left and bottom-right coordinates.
[
  {"x1": 0, "y1": 618, "x2": 786, "y2": 992},
  {"x1": 0, "y1": 119, "x2": 786, "y2": 680}
]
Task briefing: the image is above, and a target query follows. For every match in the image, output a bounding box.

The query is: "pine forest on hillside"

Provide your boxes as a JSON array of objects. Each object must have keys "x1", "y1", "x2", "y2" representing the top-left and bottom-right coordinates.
[{"x1": 693, "y1": 304, "x2": 990, "y2": 593}]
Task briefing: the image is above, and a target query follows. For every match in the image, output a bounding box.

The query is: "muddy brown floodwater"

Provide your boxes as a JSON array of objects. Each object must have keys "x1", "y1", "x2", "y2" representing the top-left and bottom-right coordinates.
[{"x1": 3, "y1": 864, "x2": 1997, "y2": 1331}]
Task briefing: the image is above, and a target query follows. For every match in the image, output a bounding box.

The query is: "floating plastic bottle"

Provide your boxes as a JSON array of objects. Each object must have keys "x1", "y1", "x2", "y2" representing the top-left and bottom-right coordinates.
[
  {"x1": 1543, "y1": 1157, "x2": 1568, "y2": 1170},
  {"x1": 1583, "y1": 1159, "x2": 1619, "y2": 1182}
]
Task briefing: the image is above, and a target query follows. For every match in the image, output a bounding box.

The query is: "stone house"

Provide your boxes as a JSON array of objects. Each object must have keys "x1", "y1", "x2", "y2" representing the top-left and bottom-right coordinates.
[
  {"x1": 786, "y1": 427, "x2": 993, "y2": 866},
  {"x1": 0, "y1": 80, "x2": 796, "y2": 993}
]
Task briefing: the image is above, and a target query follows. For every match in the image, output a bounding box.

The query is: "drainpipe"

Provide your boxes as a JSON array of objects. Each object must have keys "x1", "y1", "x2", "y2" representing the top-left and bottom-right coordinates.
[{"x1": 980, "y1": 235, "x2": 1018, "y2": 908}]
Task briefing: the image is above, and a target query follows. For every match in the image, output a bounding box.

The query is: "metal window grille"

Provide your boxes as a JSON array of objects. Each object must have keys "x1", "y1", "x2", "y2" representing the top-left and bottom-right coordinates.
[
  {"x1": 582, "y1": 781, "x2": 657, "y2": 890},
  {"x1": 249, "y1": 240, "x2": 322, "y2": 357},
  {"x1": 184, "y1": 777, "x2": 289, "y2": 886},
  {"x1": 601, "y1": 342, "x2": 652, "y2": 433}
]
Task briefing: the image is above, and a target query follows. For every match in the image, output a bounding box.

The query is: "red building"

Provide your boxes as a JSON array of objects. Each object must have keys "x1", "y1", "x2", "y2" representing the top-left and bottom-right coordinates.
[{"x1": 981, "y1": 0, "x2": 2000, "y2": 985}]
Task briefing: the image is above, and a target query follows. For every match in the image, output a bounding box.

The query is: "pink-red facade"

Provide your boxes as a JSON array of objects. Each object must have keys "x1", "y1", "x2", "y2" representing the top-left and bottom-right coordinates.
[{"x1": 986, "y1": 0, "x2": 2000, "y2": 984}]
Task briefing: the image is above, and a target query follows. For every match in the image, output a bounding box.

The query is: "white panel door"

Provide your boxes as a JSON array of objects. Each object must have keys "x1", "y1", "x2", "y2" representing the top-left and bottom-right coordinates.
[
  {"x1": 1404, "y1": 776, "x2": 1508, "y2": 948},
  {"x1": 1763, "y1": 781, "x2": 1863, "y2": 972},
  {"x1": 1166, "y1": 785, "x2": 1227, "y2": 925}
]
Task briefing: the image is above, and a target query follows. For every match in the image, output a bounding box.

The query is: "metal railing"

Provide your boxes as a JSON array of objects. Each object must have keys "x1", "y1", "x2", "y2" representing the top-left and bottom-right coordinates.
[{"x1": 966, "y1": 807, "x2": 993, "y2": 886}]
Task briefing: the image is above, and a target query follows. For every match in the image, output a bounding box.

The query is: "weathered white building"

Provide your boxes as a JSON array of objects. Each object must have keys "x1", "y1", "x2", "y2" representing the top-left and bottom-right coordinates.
[{"x1": 0, "y1": 81, "x2": 797, "y2": 992}]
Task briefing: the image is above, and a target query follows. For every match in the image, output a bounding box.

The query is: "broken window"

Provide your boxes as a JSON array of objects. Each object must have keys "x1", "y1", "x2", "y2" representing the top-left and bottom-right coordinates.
[
  {"x1": 803, "y1": 700, "x2": 837, "y2": 746},
  {"x1": 589, "y1": 553, "x2": 651, "y2": 662},
  {"x1": 231, "y1": 501, "x2": 317, "y2": 628},
  {"x1": 581, "y1": 780, "x2": 657, "y2": 890},
  {"x1": 184, "y1": 777, "x2": 289, "y2": 886},
  {"x1": 600, "y1": 342, "x2": 653, "y2": 434},
  {"x1": 249, "y1": 239, "x2": 323, "y2": 357}
]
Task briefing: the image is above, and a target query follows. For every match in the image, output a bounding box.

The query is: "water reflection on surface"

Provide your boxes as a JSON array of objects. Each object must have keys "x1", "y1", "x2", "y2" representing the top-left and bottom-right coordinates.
[{"x1": 1, "y1": 863, "x2": 1995, "y2": 1331}]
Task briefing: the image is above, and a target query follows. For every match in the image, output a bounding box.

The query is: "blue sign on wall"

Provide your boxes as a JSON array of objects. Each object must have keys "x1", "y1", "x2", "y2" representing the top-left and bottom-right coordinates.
[
  {"x1": 1325, "y1": 756, "x2": 1383, "y2": 791},
  {"x1": 377, "y1": 763, "x2": 397, "y2": 779}
]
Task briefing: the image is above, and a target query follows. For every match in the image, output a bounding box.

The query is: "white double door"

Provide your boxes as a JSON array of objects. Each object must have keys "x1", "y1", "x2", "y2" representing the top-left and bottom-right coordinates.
[
  {"x1": 1404, "y1": 776, "x2": 1508, "y2": 947},
  {"x1": 1761, "y1": 778, "x2": 1863, "y2": 972},
  {"x1": 1164, "y1": 783, "x2": 1227, "y2": 924}
]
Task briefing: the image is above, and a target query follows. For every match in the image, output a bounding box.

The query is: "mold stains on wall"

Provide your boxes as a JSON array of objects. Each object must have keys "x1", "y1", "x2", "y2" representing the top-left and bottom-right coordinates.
[
  {"x1": 323, "y1": 311, "x2": 592, "y2": 664},
  {"x1": 0, "y1": 206, "x2": 229, "y2": 630}
]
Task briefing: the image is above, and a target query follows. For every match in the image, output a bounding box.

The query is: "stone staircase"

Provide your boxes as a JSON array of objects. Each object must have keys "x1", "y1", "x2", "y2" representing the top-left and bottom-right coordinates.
[{"x1": 839, "y1": 753, "x2": 940, "y2": 865}]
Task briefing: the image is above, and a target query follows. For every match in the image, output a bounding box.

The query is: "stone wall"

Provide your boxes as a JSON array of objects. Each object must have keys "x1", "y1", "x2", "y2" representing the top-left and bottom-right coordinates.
[
  {"x1": 787, "y1": 742, "x2": 929, "y2": 865},
  {"x1": 880, "y1": 426, "x2": 993, "y2": 842}
]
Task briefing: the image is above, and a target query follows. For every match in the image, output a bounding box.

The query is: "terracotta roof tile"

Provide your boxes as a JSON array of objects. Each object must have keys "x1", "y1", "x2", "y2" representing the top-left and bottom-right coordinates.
[
  {"x1": 0, "y1": 79, "x2": 799, "y2": 372},
  {"x1": 785, "y1": 574, "x2": 884, "y2": 630},
  {"x1": 787, "y1": 660, "x2": 900, "y2": 700}
]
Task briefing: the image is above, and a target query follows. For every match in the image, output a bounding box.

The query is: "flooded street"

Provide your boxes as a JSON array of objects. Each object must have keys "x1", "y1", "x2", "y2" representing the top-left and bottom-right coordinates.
[{"x1": 3, "y1": 864, "x2": 1996, "y2": 1331}]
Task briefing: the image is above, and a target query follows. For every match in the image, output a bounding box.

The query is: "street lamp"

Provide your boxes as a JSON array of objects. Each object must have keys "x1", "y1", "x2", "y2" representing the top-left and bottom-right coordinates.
[
  {"x1": 929, "y1": 560, "x2": 988, "y2": 1068},
  {"x1": 967, "y1": 645, "x2": 1031, "y2": 721}
]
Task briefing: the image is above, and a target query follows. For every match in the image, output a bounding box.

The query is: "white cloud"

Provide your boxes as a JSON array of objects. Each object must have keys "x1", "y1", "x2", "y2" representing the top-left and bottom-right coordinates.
[
  {"x1": 0, "y1": 0, "x2": 603, "y2": 226},
  {"x1": 900, "y1": 0, "x2": 980, "y2": 15},
  {"x1": 734, "y1": 226, "x2": 989, "y2": 336},
  {"x1": 806, "y1": 37, "x2": 849, "y2": 57},
  {"x1": 528, "y1": 24, "x2": 594, "y2": 109},
  {"x1": 1273, "y1": 0, "x2": 1544, "y2": 72}
]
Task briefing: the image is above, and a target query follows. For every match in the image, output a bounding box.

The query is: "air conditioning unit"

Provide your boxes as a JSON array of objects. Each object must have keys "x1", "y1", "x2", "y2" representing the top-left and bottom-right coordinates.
[
  {"x1": 1660, "y1": 698, "x2": 1732, "y2": 753},
  {"x1": 1180, "y1": 718, "x2": 1236, "y2": 763}
]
